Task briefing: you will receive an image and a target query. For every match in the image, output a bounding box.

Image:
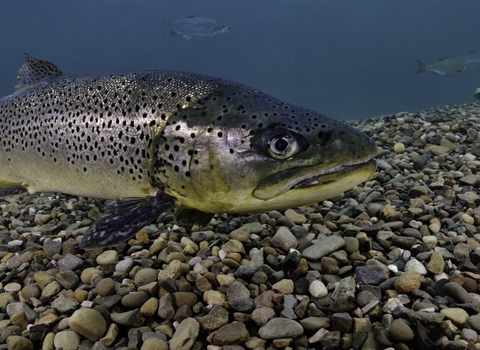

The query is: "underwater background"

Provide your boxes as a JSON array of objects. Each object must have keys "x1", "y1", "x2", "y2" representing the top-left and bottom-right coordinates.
[{"x1": 0, "y1": 0, "x2": 479, "y2": 121}]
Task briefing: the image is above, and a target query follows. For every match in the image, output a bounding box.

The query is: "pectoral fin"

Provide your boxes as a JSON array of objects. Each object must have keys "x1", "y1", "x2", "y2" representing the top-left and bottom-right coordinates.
[
  {"x1": 0, "y1": 181, "x2": 27, "y2": 196},
  {"x1": 80, "y1": 193, "x2": 175, "y2": 249}
]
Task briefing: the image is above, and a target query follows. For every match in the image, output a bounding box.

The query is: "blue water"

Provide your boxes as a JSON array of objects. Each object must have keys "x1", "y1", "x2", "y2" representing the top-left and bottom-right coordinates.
[{"x1": 1, "y1": 0, "x2": 479, "y2": 120}]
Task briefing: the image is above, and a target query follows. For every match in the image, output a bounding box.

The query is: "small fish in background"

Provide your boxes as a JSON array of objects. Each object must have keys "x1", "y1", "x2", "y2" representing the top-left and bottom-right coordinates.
[
  {"x1": 163, "y1": 16, "x2": 229, "y2": 39},
  {"x1": 475, "y1": 88, "x2": 480, "y2": 100},
  {"x1": 416, "y1": 52, "x2": 480, "y2": 76}
]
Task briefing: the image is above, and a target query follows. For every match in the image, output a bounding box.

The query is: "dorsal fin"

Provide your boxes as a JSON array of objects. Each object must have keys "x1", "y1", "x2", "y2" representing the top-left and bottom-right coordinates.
[{"x1": 15, "y1": 53, "x2": 63, "y2": 93}]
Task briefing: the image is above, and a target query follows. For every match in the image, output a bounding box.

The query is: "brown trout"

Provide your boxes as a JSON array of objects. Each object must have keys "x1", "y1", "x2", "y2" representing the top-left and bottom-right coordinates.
[{"x1": 0, "y1": 53, "x2": 377, "y2": 248}]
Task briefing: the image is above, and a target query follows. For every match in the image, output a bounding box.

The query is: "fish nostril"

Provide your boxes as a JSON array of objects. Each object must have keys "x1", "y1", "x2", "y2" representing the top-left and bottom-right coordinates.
[{"x1": 317, "y1": 131, "x2": 332, "y2": 146}]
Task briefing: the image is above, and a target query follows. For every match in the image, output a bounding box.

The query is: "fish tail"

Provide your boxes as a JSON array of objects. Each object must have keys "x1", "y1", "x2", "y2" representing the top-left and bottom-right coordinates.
[{"x1": 416, "y1": 60, "x2": 427, "y2": 74}]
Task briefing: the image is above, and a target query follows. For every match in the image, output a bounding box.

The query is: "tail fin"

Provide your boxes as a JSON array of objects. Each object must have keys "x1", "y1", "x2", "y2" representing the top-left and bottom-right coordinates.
[{"x1": 416, "y1": 60, "x2": 427, "y2": 74}]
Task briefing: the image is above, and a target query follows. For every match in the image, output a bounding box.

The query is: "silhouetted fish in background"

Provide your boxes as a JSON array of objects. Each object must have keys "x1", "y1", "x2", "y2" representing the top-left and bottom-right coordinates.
[
  {"x1": 417, "y1": 52, "x2": 480, "y2": 76},
  {"x1": 163, "y1": 16, "x2": 229, "y2": 39}
]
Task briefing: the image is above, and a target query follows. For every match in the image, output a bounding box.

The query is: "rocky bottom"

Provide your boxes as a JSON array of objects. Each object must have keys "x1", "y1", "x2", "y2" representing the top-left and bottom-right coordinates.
[{"x1": 2, "y1": 102, "x2": 480, "y2": 350}]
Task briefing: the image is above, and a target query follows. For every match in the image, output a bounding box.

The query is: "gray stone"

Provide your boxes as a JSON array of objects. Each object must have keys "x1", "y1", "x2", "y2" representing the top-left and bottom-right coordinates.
[
  {"x1": 170, "y1": 318, "x2": 200, "y2": 350},
  {"x1": 110, "y1": 308, "x2": 143, "y2": 327},
  {"x1": 6, "y1": 302, "x2": 37, "y2": 322},
  {"x1": 270, "y1": 226, "x2": 298, "y2": 251},
  {"x1": 58, "y1": 253, "x2": 84, "y2": 271},
  {"x1": 444, "y1": 282, "x2": 472, "y2": 303},
  {"x1": 157, "y1": 293, "x2": 175, "y2": 320},
  {"x1": 196, "y1": 304, "x2": 229, "y2": 331},
  {"x1": 355, "y1": 266, "x2": 387, "y2": 285},
  {"x1": 259, "y1": 319, "x2": 304, "y2": 339},
  {"x1": 212, "y1": 322, "x2": 249, "y2": 345},
  {"x1": 251, "y1": 307, "x2": 276, "y2": 326},
  {"x1": 302, "y1": 235, "x2": 345, "y2": 260},
  {"x1": 55, "y1": 270, "x2": 80, "y2": 290},
  {"x1": 388, "y1": 319, "x2": 414, "y2": 342},
  {"x1": 226, "y1": 281, "x2": 251, "y2": 301},
  {"x1": 51, "y1": 294, "x2": 79, "y2": 315}
]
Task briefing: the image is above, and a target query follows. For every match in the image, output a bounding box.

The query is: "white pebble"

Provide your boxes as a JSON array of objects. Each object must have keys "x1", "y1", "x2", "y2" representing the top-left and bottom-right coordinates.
[
  {"x1": 405, "y1": 258, "x2": 427, "y2": 275},
  {"x1": 80, "y1": 300, "x2": 94, "y2": 308},
  {"x1": 218, "y1": 249, "x2": 228, "y2": 260},
  {"x1": 115, "y1": 258, "x2": 134, "y2": 274},
  {"x1": 4, "y1": 282, "x2": 21, "y2": 293},
  {"x1": 387, "y1": 264, "x2": 398, "y2": 273},
  {"x1": 308, "y1": 280, "x2": 328, "y2": 298}
]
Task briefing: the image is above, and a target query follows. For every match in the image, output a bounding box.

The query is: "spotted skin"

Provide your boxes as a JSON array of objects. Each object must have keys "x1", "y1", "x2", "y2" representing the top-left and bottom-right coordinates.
[{"x1": 0, "y1": 53, "x2": 377, "y2": 248}]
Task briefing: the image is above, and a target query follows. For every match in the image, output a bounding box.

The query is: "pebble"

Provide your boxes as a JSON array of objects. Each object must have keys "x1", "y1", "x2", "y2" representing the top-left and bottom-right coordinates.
[
  {"x1": 54, "y1": 330, "x2": 81, "y2": 350},
  {"x1": 440, "y1": 307, "x2": 469, "y2": 326},
  {"x1": 211, "y1": 322, "x2": 249, "y2": 345},
  {"x1": 388, "y1": 319, "x2": 414, "y2": 342},
  {"x1": 258, "y1": 318, "x2": 304, "y2": 339},
  {"x1": 169, "y1": 318, "x2": 200, "y2": 350},
  {"x1": 270, "y1": 226, "x2": 298, "y2": 251},
  {"x1": 196, "y1": 304, "x2": 229, "y2": 331},
  {"x1": 96, "y1": 250, "x2": 119, "y2": 264},
  {"x1": 302, "y1": 235, "x2": 345, "y2": 260},
  {"x1": 68, "y1": 308, "x2": 107, "y2": 342},
  {"x1": 309, "y1": 280, "x2": 328, "y2": 298},
  {"x1": 394, "y1": 270, "x2": 421, "y2": 293},
  {"x1": 6, "y1": 336, "x2": 34, "y2": 350}
]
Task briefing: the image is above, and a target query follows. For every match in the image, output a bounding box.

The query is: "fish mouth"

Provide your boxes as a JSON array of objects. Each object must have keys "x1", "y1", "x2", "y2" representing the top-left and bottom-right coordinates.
[{"x1": 253, "y1": 158, "x2": 377, "y2": 202}]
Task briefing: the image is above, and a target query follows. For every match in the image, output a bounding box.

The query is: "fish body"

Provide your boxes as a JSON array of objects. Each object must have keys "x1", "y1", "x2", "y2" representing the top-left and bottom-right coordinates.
[
  {"x1": 0, "y1": 54, "x2": 377, "y2": 248},
  {"x1": 416, "y1": 52, "x2": 480, "y2": 76},
  {"x1": 163, "y1": 16, "x2": 228, "y2": 39}
]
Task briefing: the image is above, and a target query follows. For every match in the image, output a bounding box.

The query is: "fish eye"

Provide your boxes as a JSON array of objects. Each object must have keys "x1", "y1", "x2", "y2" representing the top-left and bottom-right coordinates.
[{"x1": 268, "y1": 132, "x2": 299, "y2": 159}]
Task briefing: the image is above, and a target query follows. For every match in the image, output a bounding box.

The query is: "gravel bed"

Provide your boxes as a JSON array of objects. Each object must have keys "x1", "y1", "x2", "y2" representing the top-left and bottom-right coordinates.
[{"x1": 1, "y1": 102, "x2": 480, "y2": 350}]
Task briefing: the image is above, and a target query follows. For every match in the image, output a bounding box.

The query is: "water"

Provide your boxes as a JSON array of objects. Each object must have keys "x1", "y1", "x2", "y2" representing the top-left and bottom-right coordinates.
[{"x1": 1, "y1": 0, "x2": 479, "y2": 120}]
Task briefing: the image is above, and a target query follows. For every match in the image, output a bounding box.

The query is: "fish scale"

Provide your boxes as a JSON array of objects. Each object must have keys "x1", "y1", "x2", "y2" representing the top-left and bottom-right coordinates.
[
  {"x1": 0, "y1": 54, "x2": 222, "y2": 199},
  {"x1": 0, "y1": 53, "x2": 377, "y2": 248}
]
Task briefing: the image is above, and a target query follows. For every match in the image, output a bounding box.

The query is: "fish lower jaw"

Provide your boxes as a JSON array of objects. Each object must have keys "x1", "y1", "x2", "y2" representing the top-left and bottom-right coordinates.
[
  {"x1": 291, "y1": 158, "x2": 376, "y2": 190},
  {"x1": 253, "y1": 158, "x2": 377, "y2": 204}
]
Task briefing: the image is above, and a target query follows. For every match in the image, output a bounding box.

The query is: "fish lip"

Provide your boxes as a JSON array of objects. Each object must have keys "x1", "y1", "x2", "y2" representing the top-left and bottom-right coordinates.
[
  {"x1": 253, "y1": 157, "x2": 377, "y2": 201},
  {"x1": 291, "y1": 158, "x2": 376, "y2": 189}
]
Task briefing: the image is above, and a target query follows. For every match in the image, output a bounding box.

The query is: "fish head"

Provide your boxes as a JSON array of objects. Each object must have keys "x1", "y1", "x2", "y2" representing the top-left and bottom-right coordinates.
[
  {"x1": 212, "y1": 23, "x2": 229, "y2": 35},
  {"x1": 154, "y1": 85, "x2": 377, "y2": 214}
]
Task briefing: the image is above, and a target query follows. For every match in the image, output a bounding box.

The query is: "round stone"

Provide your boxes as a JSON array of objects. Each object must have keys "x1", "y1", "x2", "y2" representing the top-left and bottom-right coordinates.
[
  {"x1": 95, "y1": 278, "x2": 116, "y2": 296},
  {"x1": 6, "y1": 335, "x2": 33, "y2": 350},
  {"x1": 212, "y1": 322, "x2": 249, "y2": 345},
  {"x1": 68, "y1": 308, "x2": 107, "y2": 342},
  {"x1": 271, "y1": 279, "x2": 294, "y2": 294},
  {"x1": 440, "y1": 307, "x2": 469, "y2": 326},
  {"x1": 270, "y1": 226, "x2": 298, "y2": 251},
  {"x1": 122, "y1": 291, "x2": 149, "y2": 308},
  {"x1": 54, "y1": 330, "x2": 80, "y2": 350},
  {"x1": 388, "y1": 319, "x2": 414, "y2": 342},
  {"x1": 252, "y1": 307, "x2": 276, "y2": 326},
  {"x1": 140, "y1": 337, "x2": 169, "y2": 350},
  {"x1": 96, "y1": 250, "x2": 119, "y2": 264},
  {"x1": 4, "y1": 282, "x2": 22, "y2": 293},
  {"x1": 258, "y1": 318, "x2": 304, "y2": 339},
  {"x1": 393, "y1": 142, "x2": 405, "y2": 153},
  {"x1": 309, "y1": 280, "x2": 328, "y2": 298},
  {"x1": 394, "y1": 270, "x2": 421, "y2": 293},
  {"x1": 80, "y1": 267, "x2": 104, "y2": 284}
]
